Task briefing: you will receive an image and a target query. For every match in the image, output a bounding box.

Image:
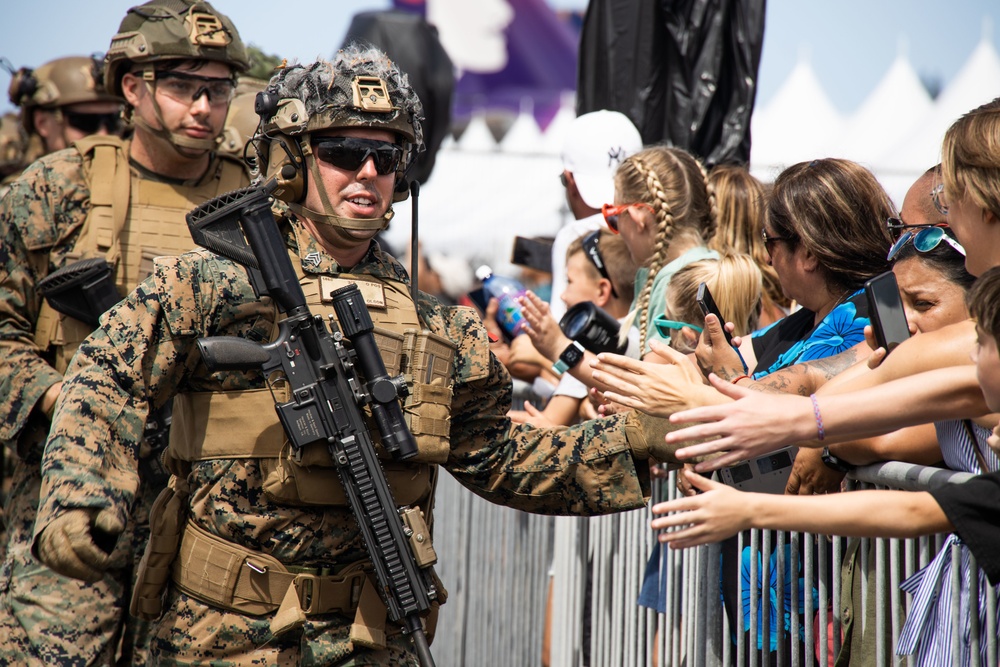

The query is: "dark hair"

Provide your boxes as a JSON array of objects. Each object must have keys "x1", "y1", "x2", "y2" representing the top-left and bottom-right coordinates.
[
  {"x1": 968, "y1": 266, "x2": 1000, "y2": 342},
  {"x1": 767, "y1": 158, "x2": 895, "y2": 292},
  {"x1": 890, "y1": 229, "x2": 975, "y2": 292}
]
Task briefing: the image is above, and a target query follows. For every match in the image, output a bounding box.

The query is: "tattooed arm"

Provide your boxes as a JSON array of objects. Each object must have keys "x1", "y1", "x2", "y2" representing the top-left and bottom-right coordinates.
[{"x1": 743, "y1": 343, "x2": 871, "y2": 396}]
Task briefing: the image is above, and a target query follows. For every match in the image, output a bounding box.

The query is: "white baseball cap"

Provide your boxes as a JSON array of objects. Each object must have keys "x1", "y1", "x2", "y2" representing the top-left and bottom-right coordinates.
[{"x1": 561, "y1": 110, "x2": 643, "y2": 210}]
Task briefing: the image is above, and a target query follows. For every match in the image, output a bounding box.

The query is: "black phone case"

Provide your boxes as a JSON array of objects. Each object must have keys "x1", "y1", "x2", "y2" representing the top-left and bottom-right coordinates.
[{"x1": 864, "y1": 271, "x2": 910, "y2": 353}]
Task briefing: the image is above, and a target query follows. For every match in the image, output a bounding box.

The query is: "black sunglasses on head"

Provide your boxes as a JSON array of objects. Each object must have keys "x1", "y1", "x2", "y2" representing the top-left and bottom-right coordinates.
[
  {"x1": 582, "y1": 230, "x2": 618, "y2": 298},
  {"x1": 312, "y1": 137, "x2": 402, "y2": 175},
  {"x1": 63, "y1": 111, "x2": 121, "y2": 134}
]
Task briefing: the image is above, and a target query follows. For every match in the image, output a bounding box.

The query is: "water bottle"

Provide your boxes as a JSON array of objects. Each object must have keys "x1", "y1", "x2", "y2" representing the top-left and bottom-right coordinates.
[{"x1": 475, "y1": 265, "x2": 527, "y2": 337}]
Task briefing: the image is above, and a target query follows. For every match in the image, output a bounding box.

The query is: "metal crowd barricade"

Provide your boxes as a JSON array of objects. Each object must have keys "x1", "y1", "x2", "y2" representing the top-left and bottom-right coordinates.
[{"x1": 429, "y1": 460, "x2": 999, "y2": 667}]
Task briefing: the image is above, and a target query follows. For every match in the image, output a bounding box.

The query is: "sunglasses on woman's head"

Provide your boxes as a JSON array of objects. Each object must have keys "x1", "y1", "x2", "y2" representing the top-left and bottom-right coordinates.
[
  {"x1": 601, "y1": 202, "x2": 655, "y2": 233},
  {"x1": 887, "y1": 225, "x2": 965, "y2": 261},
  {"x1": 312, "y1": 137, "x2": 403, "y2": 175}
]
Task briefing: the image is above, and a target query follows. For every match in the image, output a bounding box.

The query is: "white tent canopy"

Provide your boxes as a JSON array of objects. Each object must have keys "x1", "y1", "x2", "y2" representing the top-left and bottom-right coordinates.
[{"x1": 387, "y1": 37, "x2": 1000, "y2": 276}]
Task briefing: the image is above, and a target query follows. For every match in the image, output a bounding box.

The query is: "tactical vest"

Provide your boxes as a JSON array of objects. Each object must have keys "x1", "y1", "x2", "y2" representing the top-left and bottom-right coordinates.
[
  {"x1": 33, "y1": 135, "x2": 247, "y2": 373},
  {"x1": 168, "y1": 263, "x2": 456, "y2": 510}
]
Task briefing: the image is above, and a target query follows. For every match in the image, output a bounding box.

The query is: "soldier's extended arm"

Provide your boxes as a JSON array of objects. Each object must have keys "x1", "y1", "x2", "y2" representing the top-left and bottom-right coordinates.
[{"x1": 186, "y1": 182, "x2": 438, "y2": 667}]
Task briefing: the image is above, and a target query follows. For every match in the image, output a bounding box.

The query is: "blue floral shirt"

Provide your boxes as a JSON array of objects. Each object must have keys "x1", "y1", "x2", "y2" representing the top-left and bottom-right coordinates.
[{"x1": 749, "y1": 290, "x2": 869, "y2": 379}]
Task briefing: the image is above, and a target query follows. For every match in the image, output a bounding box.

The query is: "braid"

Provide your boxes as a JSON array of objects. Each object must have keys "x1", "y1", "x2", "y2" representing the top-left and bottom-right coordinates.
[
  {"x1": 634, "y1": 159, "x2": 675, "y2": 349},
  {"x1": 697, "y1": 159, "x2": 719, "y2": 245}
]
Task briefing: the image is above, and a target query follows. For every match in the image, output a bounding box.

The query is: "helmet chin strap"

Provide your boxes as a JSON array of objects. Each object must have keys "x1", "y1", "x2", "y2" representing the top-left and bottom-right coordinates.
[
  {"x1": 133, "y1": 73, "x2": 218, "y2": 155},
  {"x1": 288, "y1": 153, "x2": 394, "y2": 232}
]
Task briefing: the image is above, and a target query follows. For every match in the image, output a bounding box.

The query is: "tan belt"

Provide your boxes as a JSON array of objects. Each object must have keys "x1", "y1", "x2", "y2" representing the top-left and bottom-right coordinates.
[{"x1": 173, "y1": 519, "x2": 387, "y2": 644}]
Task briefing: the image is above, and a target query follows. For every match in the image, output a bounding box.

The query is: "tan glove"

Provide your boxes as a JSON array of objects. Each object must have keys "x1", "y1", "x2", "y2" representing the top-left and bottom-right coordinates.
[
  {"x1": 625, "y1": 410, "x2": 721, "y2": 466},
  {"x1": 35, "y1": 508, "x2": 124, "y2": 583}
]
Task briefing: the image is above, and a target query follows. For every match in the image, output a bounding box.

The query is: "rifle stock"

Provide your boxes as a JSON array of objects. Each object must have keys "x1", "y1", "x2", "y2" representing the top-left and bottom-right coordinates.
[{"x1": 186, "y1": 182, "x2": 436, "y2": 666}]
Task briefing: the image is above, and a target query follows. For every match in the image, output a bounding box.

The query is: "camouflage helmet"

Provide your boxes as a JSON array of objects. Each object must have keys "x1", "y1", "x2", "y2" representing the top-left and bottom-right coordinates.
[
  {"x1": 253, "y1": 44, "x2": 425, "y2": 208},
  {"x1": 105, "y1": 0, "x2": 249, "y2": 97},
  {"x1": 0, "y1": 112, "x2": 27, "y2": 175},
  {"x1": 8, "y1": 56, "x2": 120, "y2": 133}
]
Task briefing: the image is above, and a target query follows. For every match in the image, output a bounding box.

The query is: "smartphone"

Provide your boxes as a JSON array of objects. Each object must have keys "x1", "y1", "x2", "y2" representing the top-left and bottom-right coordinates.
[
  {"x1": 696, "y1": 282, "x2": 748, "y2": 373},
  {"x1": 864, "y1": 270, "x2": 911, "y2": 354}
]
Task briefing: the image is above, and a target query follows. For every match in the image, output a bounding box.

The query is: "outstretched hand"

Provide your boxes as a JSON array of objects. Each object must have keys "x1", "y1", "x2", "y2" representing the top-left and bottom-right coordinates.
[
  {"x1": 666, "y1": 374, "x2": 816, "y2": 472},
  {"x1": 508, "y1": 401, "x2": 557, "y2": 428},
  {"x1": 650, "y1": 470, "x2": 752, "y2": 549},
  {"x1": 518, "y1": 291, "x2": 569, "y2": 361},
  {"x1": 589, "y1": 340, "x2": 707, "y2": 418}
]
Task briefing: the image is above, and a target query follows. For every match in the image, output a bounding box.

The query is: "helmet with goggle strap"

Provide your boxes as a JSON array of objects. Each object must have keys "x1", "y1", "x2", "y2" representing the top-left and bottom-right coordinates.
[
  {"x1": 104, "y1": 0, "x2": 249, "y2": 152},
  {"x1": 252, "y1": 46, "x2": 425, "y2": 234}
]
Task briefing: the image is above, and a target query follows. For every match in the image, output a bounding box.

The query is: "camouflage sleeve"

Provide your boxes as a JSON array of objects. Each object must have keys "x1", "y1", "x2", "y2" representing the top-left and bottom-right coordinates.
[
  {"x1": 442, "y1": 305, "x2": 652, "y2": 516},
  {"x1": 0, "y1": 153, "x2": 89, "y2": 443},
  {"x1": 35, "y1": 250, "x2": 268, "y2": 536}
]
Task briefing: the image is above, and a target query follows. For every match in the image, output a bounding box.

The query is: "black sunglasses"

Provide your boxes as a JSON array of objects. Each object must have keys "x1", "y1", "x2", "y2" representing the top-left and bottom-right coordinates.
[
  {"x1": 312, "y1": 137, "x2": 402, "y2": 176},
  {"x1": 582, "y1": 230, "x2": 618, "y2": 298},
  {"x1": 64, "y1": 111, "x2": 121, "y2": 134},
  {"x1": 761, "y1": 228, "x2": 793, "y2": 256}
]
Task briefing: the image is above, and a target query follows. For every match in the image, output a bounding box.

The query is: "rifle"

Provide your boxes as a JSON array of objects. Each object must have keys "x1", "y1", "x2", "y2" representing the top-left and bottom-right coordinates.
[
  {"x1": 36, "y1": 257, "x2": 121, "y2": 329},
  {"x1": 36, "y1": 257, "x2": 172, "y2": 484},
  {"x1": 185, "y1": 181, "x2": 438, "y2": 667}
]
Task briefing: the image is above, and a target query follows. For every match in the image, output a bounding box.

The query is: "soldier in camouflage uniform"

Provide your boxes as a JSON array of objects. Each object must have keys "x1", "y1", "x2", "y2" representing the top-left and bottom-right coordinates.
[
  {"x1": 0, "y1": 112, "x2": 28, "y2": 181},
  {"x1": 0, "y1": 1, "x2": 250, "y2": 664},
  {"x1": 0, "y1": 55, "x2": 123, "y2": 563},
  {"x1": 6, "y1": 54, "x2": 124, "y2": 176},
  {"x1": 32, "y1": 46, "x2": 677, "y2": 666}
]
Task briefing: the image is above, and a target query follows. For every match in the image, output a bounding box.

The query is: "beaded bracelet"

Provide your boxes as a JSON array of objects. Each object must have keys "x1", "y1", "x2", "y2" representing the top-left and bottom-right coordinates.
[
  {"x1": 731, "y1": 374, "x2": 752, "y2": 385},
  {"x1": 809, "y1": 393, "x2": 826, "y2": 441}
]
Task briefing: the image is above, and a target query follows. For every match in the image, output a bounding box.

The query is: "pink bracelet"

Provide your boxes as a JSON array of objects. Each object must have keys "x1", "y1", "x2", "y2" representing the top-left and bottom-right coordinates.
[{"x1": 810, "y1": 394, "x2": 825, "y2": 441}]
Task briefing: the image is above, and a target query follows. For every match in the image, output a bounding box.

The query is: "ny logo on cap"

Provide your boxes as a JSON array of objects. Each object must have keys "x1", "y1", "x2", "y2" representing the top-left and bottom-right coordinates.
[{"x1": 608, "y1": 146, "x2": 627, "y2": 168}]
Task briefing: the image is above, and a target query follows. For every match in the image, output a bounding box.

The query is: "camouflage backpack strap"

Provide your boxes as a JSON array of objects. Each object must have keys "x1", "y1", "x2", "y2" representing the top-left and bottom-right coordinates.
[{"x1": 75, "y1": 134, "x2": 131, "y2": 266}]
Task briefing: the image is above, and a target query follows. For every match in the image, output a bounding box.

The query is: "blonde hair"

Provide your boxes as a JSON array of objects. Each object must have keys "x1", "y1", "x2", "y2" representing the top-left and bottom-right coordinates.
[
  {"x1": 663, "y1": 254, "x2": 763, "y2": 353},
  {"x1": 708, "y1": 164, "x2": 787, "y2": 310},
  {"x1": 615, "y1": 145, "x2": 717, "y2": 348},
  {"x1": 941, "y1": 97, "x2": 1000, "y2": 225}
]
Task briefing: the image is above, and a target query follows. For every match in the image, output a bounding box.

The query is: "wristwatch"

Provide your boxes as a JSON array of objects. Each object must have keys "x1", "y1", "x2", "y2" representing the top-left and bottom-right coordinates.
[
  {"x1": 552, "y1": 340, "x2": 586, "y2": 375},
  {"x1": 821, "y1": 446, "x2": 854, "y2": 473}
]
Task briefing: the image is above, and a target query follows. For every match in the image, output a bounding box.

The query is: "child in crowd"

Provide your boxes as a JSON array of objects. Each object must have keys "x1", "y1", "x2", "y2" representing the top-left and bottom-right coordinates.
[{"x1": 509, "y1": 229, "x2": 635, "y2": 426}]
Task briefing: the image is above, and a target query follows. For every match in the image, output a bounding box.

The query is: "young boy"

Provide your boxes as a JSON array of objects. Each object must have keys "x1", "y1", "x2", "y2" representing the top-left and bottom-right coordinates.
[{"x1": 510, "y1": 229, "x2": 636, "y2": 426}]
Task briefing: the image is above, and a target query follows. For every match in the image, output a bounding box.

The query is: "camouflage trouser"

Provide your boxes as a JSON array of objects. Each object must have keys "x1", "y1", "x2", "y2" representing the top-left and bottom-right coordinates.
[
  {"x1": 147, "y1": 587, "x2": 420, "y2": 666},
  {"x1": 0, "y1": 457, "x2": 155, "y2": 666}
]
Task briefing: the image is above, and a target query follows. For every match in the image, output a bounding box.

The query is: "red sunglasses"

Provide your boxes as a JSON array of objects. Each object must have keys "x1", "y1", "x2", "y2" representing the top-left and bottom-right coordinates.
[{"x1": 601, "y1": 202, "x2": 655, "y2": 233}]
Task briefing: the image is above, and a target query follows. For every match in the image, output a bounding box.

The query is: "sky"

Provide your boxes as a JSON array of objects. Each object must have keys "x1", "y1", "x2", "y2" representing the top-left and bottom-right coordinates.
[{"x1": 0, "y1": 0, "x2": 997, "y2": 117}]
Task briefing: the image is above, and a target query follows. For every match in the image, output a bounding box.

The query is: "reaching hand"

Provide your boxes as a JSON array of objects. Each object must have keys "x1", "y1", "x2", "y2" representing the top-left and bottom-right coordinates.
[
  {"x1": 508, "y1": 401, "x2": 557, "y2": 428},
  {"x1": 665, "y1": 374, "x2": 816, "y2": 472},
  {"x1": 589, "y1": 340, "x2": 707, "y2": 418},
  {"x1": 518, "y1": 291, "x2": 569, "y2": 361},
  {"x1": 36, "y1": 508, "x2": 124, "y2": 582},
  {"x1": 650, "y1": 470, "x2": 753, "y2": 549},
  {"x1": 785, "y1": 447, "x2": 844, "y2": 495},
  {"x1": 694, "y1": 315, "x2": 745, "y2": 381}
]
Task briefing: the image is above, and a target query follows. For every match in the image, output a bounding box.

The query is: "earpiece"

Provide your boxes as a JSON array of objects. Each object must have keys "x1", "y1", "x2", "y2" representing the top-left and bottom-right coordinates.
[
  {"x1": 268, "y1": 136, "x2": 305, "y2": 203},
  {"x1": 8, "y1": 67, "x2": 37, "y2": 107}
]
